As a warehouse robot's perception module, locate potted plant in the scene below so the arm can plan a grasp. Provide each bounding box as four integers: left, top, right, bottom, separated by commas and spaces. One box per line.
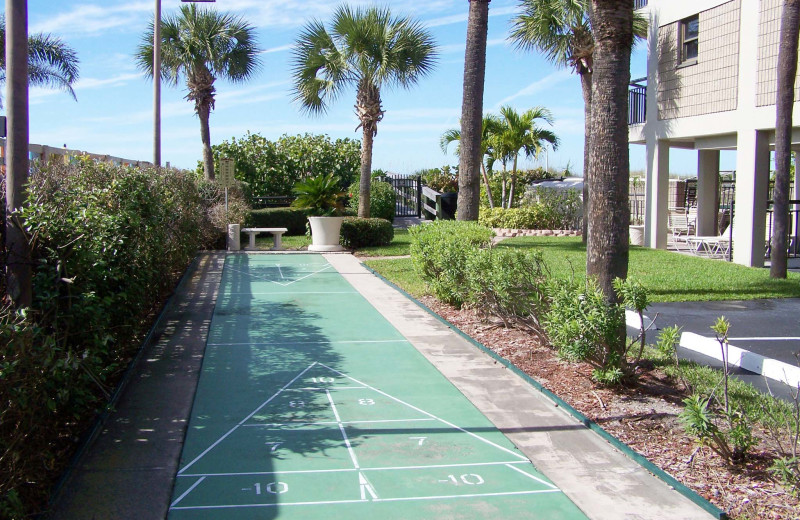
629, 216, 645, 246
291, 173, 347, 251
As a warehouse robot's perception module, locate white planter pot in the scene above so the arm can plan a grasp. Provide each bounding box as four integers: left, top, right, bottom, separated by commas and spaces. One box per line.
629, 224, 645, 246
308, 216, 345, 252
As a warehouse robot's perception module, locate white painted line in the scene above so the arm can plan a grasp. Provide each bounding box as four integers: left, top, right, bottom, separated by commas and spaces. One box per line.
170, 476, 205, 508
504, 463, 558, 490
276, 264, 285, 279
359, 472, 378, 500
728, 337, 800, 341
625, 309, 656, 330
177, 460, 530, 478
224, 264, 333, 287
241, 418, 435, 428
680, 332, 800, 388
178, 363, 318, 474
169, 490, 561, 510
221, 291, 358, 295
372, 489, 560, 503
326, 389, 360, 469
318, 363, 529, 461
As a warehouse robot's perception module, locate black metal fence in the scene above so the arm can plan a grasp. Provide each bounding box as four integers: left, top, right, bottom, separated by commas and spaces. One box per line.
634, 0, 648, 9
251, 195, 294, 209
628, 78, 646, 125
386, 174, 421, 218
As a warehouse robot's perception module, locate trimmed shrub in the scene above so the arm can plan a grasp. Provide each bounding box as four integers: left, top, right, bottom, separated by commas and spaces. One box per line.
347, 180, 396, 222
340, 217, 394, 249
250, 207, 311, 235
409, 221, 493, 306
521, 187, 582, 230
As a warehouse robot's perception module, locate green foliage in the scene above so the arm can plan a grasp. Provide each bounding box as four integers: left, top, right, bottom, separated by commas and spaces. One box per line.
463, 248, 549, 334
770, 457, 800, 496
2, 160, 203, 515
409, 221, 493, 306
357, 229, 412, 257
522, 187, 582, 229
348, 180, 396, 222
291, 173, 346, 216
680, 395, 756, 465
479, 187, 581, 230
340, 217, 394, 249
209, 132, 361, 199
418, 166, 458, 193
249, 207, 311, 235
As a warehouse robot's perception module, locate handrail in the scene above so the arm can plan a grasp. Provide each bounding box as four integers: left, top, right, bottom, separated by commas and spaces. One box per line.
0, 138, 152, 168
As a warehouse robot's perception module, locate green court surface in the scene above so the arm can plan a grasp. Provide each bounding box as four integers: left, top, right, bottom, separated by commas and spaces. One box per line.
168, 254, 588, 519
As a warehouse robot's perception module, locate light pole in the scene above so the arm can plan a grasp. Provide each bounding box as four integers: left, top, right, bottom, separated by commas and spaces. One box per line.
154, 0, 215, 167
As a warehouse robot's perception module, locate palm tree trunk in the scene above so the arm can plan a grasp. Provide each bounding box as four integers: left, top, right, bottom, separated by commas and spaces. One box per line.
358, 125, 373, 218
771, 0, 800, 278
198, 101, 214, 180
481, 162, 494, 208
5, 0, 32, 307
581, 71, 593, 244
457, 0, 491, 221
586, 0, 633, 303
501, 166, 507, 209
508, 155, 518, 208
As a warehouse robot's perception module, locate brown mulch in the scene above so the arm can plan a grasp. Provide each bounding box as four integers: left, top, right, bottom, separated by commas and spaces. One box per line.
419, 296, 800, 520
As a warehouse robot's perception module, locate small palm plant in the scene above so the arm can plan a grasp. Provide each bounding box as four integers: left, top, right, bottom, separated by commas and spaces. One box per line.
291, 174, 346, 216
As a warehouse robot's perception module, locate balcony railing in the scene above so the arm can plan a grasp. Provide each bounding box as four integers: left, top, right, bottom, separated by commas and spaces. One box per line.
628, 78, 646, 125
634, 0, 648, 9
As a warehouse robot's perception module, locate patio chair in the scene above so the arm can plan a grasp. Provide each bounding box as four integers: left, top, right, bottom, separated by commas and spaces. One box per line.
668, 209, 692, 237
685, 224, 731, 258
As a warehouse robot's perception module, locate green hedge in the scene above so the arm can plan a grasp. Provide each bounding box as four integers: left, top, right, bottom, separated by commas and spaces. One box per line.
249, 207, 311, 235
409, 221, 494, 306
2, 160, 204, 517
340, 217, 394, 249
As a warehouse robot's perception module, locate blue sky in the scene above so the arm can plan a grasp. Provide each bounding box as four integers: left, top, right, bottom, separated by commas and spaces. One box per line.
13, 0, 672, 176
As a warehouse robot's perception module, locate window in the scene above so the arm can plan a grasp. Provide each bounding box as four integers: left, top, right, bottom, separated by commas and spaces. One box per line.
679, 15, 699, 65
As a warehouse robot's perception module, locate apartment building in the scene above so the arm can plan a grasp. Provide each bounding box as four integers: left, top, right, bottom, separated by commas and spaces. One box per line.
629, 0, 800, 266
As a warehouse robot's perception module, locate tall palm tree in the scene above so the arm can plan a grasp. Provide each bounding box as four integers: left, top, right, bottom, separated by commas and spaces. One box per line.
441, 114, 502, 209
509, 0, 645, 240
291, 5, 437, 218
586, 0, 633, 304
0, 17, 80, 106
771, 0, 800, 278
457, 0, 491, 221
136, 4, 260, 180
492, 105, 559, 208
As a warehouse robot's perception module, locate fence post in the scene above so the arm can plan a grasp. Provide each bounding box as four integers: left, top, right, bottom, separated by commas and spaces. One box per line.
416, 176, 422, 217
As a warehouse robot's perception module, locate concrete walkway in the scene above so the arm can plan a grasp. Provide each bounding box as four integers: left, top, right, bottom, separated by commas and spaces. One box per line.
47, 252, 716, 519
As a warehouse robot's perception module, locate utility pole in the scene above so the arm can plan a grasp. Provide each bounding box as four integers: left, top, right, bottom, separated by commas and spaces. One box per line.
4, 0, 31, 307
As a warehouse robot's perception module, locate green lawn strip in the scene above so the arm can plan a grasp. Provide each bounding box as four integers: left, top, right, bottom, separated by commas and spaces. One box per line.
255, 234, 311, 250
363, 258, 426, 298
356, 229, 411, 257
497, 236, 800, 302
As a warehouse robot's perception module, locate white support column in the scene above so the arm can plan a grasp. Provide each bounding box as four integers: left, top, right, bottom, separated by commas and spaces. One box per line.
733, 130, 770, 266
696, 150, 720, 236
645, 139, 670, 249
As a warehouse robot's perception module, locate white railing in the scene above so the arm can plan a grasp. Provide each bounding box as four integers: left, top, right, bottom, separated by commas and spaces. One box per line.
0, 138, 152, 168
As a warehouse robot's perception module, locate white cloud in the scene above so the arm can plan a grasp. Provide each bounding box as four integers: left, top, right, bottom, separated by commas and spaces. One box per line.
425, 5, 518, 28
75, 73, 144, 90
30, 3, 152, 37
439, 37, 508, 55
492, 70, 574, 108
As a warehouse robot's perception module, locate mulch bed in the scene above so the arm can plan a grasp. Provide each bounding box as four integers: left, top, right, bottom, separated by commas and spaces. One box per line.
419, 295, 800, 520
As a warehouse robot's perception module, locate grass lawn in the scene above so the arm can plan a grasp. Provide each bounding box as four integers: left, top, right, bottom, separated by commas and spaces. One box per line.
254, 234, 311, 250
356, 229, 411, 257
367, 235, 800, 303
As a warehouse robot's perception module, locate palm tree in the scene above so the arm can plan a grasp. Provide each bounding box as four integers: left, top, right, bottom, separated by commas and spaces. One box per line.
586, 0, 633, 304
509, 0, 645, 240
771, 0, 800, 278
136, 4, 260, 180
441, 114, 502, 208
291, 5, 437, 218
492, 105, 559, 208
457, 0, 491, 221
0, 17, 80, 106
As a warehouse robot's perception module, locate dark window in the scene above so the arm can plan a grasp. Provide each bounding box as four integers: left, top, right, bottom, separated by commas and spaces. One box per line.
679, 15, 699, 65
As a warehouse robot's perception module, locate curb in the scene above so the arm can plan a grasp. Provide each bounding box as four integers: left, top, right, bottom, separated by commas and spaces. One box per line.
361, 263, 727, 520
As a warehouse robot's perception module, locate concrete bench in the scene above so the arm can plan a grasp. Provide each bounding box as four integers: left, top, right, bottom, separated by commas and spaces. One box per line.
241, 227, 288, 250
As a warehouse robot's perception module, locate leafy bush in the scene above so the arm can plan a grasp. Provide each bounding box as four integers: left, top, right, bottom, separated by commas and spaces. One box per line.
418, 165, 458, 193
196, 179, 252, 248
544, 278, 649, 385
409, 221, 493, 306
347, 180, 396, 221
291, 173, 346, 216
463, 248, 549, 336
2, 160, 203, 516
340, 217, 394, 249
522, 187, 582, 230
249, 207, 311, 235
209, 132, 361, 199
479, 188, 581, 230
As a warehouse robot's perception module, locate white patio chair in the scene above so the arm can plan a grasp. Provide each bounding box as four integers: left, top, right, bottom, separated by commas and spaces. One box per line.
685, 224, 731, 258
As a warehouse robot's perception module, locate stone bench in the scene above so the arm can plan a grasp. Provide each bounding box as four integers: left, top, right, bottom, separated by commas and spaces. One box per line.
240, 227, 288, 250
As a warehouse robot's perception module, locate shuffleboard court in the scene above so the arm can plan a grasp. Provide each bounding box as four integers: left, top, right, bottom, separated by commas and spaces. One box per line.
168, 253, 588, 519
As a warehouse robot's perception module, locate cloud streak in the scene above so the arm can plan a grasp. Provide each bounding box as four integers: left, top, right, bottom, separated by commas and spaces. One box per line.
492, 70, 574, 108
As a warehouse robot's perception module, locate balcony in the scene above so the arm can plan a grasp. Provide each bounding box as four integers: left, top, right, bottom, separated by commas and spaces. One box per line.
628, 78, 646, 125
